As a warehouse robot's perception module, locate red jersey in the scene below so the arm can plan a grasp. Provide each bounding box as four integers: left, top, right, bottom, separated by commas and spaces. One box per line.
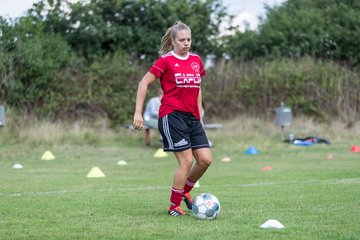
149, 51, 206, 119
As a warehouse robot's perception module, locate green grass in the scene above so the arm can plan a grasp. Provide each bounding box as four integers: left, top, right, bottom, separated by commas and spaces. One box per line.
1, 117, 360, 239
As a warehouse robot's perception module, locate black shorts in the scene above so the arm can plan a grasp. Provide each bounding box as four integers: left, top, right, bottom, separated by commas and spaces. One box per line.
158, 111, 211, 152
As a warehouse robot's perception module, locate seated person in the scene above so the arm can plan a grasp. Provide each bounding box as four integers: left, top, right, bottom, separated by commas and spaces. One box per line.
143, 89, 162, 129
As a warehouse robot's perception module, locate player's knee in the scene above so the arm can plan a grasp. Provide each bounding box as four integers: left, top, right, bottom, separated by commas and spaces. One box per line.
199, 157, 212, 168
180, 159, 193, 171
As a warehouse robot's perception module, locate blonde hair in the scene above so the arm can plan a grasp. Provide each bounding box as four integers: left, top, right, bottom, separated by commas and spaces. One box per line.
159, 21, 191, 55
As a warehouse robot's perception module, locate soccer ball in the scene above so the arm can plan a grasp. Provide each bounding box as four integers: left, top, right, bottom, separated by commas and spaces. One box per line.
192, 193, 221, 220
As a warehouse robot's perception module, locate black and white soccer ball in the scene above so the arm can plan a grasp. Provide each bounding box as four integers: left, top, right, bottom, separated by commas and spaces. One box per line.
192, 193, 221, 220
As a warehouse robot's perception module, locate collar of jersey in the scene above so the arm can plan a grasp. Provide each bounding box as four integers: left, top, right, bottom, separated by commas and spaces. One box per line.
171, 51, 189, 60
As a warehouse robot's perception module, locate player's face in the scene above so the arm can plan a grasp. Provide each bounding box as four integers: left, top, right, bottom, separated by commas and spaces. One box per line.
172, 29, 191, 57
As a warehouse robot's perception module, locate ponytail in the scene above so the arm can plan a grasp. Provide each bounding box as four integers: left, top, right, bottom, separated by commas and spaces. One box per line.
159, 21, 191, 55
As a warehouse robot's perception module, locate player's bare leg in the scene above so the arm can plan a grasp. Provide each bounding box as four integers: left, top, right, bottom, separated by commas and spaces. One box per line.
168, 149, 193, 216
189, 148, 212, 182
181, 147, 212, 209
173, 149, 194, 189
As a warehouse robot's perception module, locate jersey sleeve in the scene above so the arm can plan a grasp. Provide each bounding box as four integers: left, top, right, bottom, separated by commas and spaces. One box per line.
149, 57, 167, 78
199, 57, 206, 77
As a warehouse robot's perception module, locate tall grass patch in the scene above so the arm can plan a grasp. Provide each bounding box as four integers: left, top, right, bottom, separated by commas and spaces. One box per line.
204, 57, 360, 123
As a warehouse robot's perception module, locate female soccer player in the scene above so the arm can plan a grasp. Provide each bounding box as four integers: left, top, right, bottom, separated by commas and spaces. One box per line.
133, 21, 212, 216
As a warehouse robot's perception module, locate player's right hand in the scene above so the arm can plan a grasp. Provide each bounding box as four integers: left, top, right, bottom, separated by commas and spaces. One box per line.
133, 112, 143, 130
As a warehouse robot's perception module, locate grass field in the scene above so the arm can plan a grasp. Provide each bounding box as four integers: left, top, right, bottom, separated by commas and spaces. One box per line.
1, 117, 360, 239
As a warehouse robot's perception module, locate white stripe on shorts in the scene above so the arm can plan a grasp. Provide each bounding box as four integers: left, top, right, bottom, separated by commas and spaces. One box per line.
163, 115, 174, 149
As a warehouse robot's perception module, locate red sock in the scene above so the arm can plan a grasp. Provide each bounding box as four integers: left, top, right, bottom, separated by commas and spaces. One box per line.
169, 187, 184, 210
184, 178, 196, 194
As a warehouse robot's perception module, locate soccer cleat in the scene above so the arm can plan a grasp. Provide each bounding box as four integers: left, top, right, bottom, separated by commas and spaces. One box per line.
182, 192, 194, 210
168, 206, 187, 216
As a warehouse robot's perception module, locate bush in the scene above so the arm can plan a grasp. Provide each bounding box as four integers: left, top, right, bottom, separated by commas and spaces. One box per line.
48, 51, 147, 126
203, 57, 360, 122
3, 33, 73, 117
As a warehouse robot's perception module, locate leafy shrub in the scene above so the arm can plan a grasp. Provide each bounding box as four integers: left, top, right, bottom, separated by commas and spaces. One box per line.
47, 51, 146, 126
203, 57, 360, 122
3, 33, 73, 117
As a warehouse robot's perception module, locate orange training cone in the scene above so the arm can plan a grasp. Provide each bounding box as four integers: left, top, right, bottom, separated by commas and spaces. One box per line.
351, 145, 360, 153
262, 166, 272, 171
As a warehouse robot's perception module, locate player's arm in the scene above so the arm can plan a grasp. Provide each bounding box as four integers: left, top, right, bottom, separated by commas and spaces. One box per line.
133, 72, 158, 130
198, 88, 204, 128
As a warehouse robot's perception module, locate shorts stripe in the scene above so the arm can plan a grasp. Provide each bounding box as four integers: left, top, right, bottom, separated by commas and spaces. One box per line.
163, 115, 174, 149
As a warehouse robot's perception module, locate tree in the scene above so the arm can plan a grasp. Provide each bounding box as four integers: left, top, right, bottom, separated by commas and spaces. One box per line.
28, 0, 230, 62
227, 0, 360, 66
0, 15, 73, 114
1, 0, 233, 121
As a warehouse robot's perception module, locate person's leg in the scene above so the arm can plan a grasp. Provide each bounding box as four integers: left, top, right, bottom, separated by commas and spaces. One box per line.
144, 118, 158, 129
168, 149, 193, 216
185, 116, 212, 190
182, 147, 212, 209
189, 147, 212, 182
182, 114, 213, 208
158, 112, 193, 216
183, 148, 212, 194
173, 149, 194, 189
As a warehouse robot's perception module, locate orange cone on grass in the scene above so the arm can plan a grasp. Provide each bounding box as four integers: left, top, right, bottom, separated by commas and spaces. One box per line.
351, 145, 360, 153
